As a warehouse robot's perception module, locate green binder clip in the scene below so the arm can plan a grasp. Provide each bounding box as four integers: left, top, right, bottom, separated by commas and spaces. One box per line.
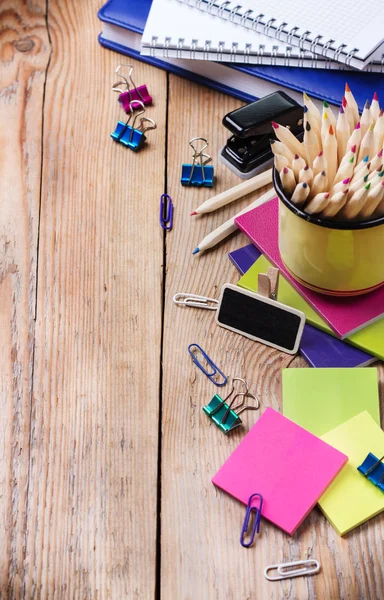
203, 378, 259, 435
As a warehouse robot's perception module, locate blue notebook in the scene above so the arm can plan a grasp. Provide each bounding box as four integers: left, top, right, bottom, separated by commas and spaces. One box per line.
98, 0, 384, 110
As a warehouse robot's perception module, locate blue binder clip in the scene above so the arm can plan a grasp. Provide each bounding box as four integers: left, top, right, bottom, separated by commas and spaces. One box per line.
357, 453, 384, 492
111, 100, 156, 151
181, 137, 214, 187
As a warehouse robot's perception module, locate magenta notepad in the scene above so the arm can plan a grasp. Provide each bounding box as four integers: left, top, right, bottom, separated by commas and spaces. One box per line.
235, 198, 384, 338
212, 408, 347, 535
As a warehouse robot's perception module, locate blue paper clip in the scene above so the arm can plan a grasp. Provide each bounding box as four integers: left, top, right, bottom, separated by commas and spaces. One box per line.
160, 194, 173, 230
187, 343, 227, 387
181, 137, 214, 187
357, 453, 384, 492
240, 493, 263, 548
111, 100, 156, 151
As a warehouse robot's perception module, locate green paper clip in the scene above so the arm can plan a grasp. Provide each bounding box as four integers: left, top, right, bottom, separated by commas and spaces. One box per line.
203, 378, 259, 435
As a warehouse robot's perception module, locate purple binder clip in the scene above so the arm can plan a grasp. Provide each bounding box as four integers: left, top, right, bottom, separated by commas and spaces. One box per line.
160, 194, 174, 231
112, 64, 152, 112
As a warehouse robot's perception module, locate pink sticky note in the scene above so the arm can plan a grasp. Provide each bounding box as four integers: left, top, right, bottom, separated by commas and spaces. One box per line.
235, 198, 384, 339
212, 408, 347, 535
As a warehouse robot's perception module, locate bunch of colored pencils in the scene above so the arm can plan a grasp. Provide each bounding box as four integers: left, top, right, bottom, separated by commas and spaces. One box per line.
272, 85, 384, 221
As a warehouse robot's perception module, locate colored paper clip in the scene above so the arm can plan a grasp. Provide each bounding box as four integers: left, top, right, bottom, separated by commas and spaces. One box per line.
173, 293, 218, 310
264, 560, 321, 581
240, 493, 263, 548
111, 101, 156, 151
187, 343, 227, 387
112, 64, 152, 112
160, 194, 174, 231
203, 377, 259, 434
181, 137, 214, 187
357, 453, 384, 492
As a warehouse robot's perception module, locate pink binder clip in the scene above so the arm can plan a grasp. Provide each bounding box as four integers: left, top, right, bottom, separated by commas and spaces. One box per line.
112, 64, 152, 112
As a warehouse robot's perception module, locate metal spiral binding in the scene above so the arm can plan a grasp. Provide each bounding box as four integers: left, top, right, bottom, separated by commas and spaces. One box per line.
179, 0, 365, 66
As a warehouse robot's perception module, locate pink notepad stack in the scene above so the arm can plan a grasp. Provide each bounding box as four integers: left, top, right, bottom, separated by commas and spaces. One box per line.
235, 198, 384, 338
212, 408, 347, 535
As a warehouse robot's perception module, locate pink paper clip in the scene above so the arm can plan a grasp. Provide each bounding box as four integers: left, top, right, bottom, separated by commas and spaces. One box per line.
112, 64, 152, 112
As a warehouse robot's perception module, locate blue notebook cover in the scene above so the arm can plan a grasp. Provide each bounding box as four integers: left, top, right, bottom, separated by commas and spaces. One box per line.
98, 0, 384, 111
228, 245, 376, 368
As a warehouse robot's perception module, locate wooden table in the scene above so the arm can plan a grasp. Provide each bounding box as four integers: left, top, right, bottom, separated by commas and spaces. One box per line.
1, 1, 383, 598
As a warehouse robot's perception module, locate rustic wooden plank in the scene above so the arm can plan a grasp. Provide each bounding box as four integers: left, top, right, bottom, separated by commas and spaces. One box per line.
22, 2, 166, 597
161, 76, 384, 600
0, 2, 49, 597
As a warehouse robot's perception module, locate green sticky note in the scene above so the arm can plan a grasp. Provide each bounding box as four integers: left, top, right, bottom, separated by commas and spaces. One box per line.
282, 367, 380, 437
319, 411, 384, 536
238, 256, 384, 360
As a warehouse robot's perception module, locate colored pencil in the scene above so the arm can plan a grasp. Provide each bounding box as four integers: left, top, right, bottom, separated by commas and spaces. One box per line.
192, 187, 276, 254
304, 105, 321, 145
336, 106, 351, 163
333, 156, 355, 185
272, 122, 305, 159
360, 100, 372, 138
321, 190, 349, 218
291, 182, 310, 206
270, 139, 295, 162
291, 154, 306, 179
340, 183, 371, 220
373, 110, 384, 155
312, 151, 326, 177
280, 166, 296, 195
310, 170, 327, 198
304, 121, 320, 168
191, 168, 273, 216
358, 123, 375, 162
332, 177, 351, 194
299, 165, 314, 186
346, 122, 361, 154
368, 149, 383, 175
370, 91, 381, 122
323, 125, 337, 185
358, 180, 384, 220
303, 93, 322, 132
342, 96, 355, 132
344, 83, 360, 127
340, 144, 357, 167
274, 154, 290, 172
305, 192, 330, 214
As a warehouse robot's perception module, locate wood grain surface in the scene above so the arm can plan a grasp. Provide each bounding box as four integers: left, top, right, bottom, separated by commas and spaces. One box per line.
0, 1, 383, 599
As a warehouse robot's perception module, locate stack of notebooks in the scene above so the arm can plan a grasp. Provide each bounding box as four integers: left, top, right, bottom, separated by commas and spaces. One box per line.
98, 0, 384, 109
213, 368, 384, 536
226, 196, 384, 368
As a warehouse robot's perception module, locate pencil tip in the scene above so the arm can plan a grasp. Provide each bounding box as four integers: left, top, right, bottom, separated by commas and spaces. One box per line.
323, 100, 329, 107
271, 121, 279, 129
321, 170, 326, 176
192, 247, 200, 255
329, 125, 334, 134
302, 182, 308, 188
339, 105, 344, 114
294, 154, 299, 159
345, 82, 350, 92
324, 193, 330, 198
303, 165, 309, 171
283, 167, 289, 173
343, 178, 350, 184
270, 138, 276, 144
365, 183, 371, 190
380, 109, 384, 117
378, 149, 383, 157
303, 92, 309, 100
363, 155, 369, 162
303, 105, 308, 113
190, 211, 197, 216
364, 174, 369, 181
342, 96, 347, 107
351, 144, 356, 152
369, 123, 374, 132
318, 151, 323, 157
355, 121, 361, 129
349, 156, 355, 163
373, 91, 379, 101
364, 99, 370, 109
305, 121, 311, 131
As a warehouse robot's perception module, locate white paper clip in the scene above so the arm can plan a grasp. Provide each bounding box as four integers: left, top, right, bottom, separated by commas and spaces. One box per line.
264, 559, 321, 581
173, 293, 218, 310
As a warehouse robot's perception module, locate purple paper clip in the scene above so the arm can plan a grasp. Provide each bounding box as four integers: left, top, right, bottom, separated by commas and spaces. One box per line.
240, 493, 263, 548
112, 64, 152, 112
160, 194, 173, 231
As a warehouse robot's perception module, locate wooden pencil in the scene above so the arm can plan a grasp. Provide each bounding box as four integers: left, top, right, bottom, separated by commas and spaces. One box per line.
291, 182, 310, 206
310, 170, 327, 198
373, 110, 384, 155
348, 174, 369, 196
270, 139, 295, 161
303, 92, 322, 131
340, 144, 357, 167
340, 183, 371, 220
344, 83, 360, 127
342, 96, 355, 132
354, 154, 370, 175
368, 149, 383, 174
336, 105, 351, 163
332, 177, 351, 194
323, 100, 336, 130
305, 192, 330, 214
304, 121, 320, 168
304, 105, 321, 145
323, 125, 337, 186
280, 166, 296, 195
274, 154, 290, 172
312, 151, 326, 177
358, 180, 384, 220
371, 91, 381, 122
360, 100, 372, 138
358, 123, 375, 162
333, 156, 355, 185
320, 190, 349, 218
272, 122, 305, 159
346, 122, 361, 154
321, 111, 330, 144
291, 154, 306, 179
299, 165, 314, 186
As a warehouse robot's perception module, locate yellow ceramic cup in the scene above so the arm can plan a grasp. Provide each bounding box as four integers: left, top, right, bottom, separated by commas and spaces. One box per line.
274, 169, 384, 296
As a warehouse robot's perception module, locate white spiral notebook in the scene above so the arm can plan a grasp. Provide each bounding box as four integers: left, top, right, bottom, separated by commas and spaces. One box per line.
175, 0, 384, 70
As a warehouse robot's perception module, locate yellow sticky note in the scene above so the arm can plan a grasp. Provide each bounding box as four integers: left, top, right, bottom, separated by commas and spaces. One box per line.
319, 411, 384, 535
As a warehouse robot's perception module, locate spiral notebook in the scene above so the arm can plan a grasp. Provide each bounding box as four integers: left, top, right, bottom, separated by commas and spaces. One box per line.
141, 0, 384, 70
177, 0, 384, 70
